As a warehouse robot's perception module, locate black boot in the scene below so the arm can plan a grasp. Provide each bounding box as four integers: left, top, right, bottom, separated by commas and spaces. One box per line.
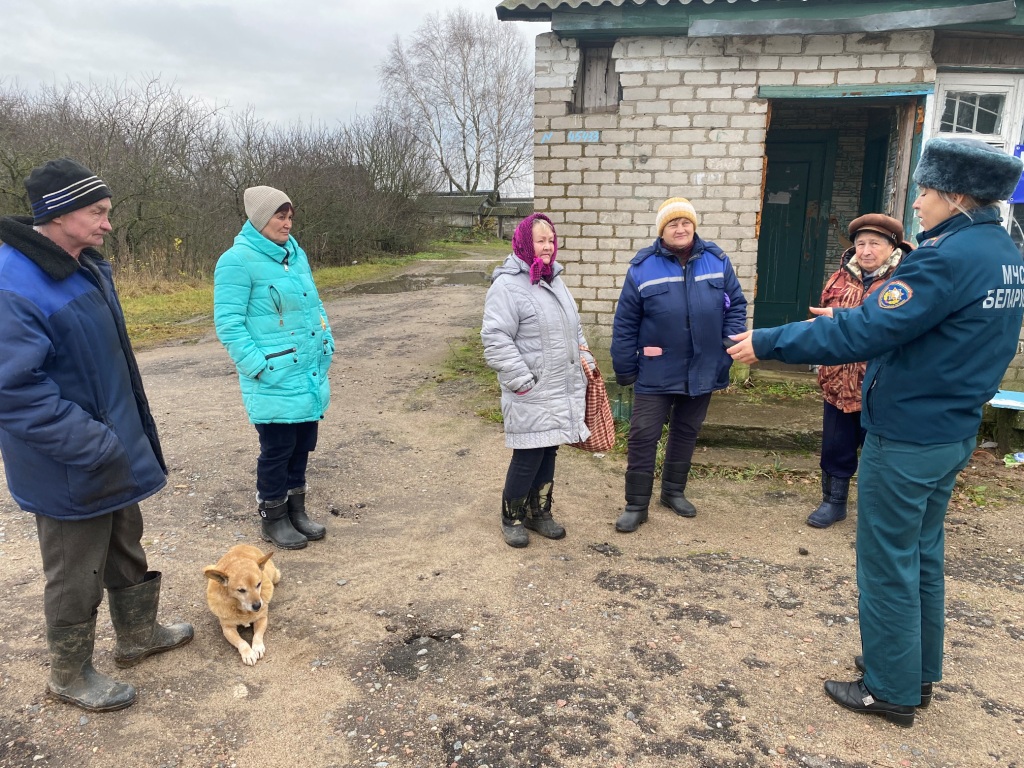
854, 655, 932, 707
807, 472, 849, 528
660, 461, 697, 517
107, 571, 194, 668
47, 618, 136, 712
824, 679, 915, 727
501, 494, 530, 548
616, 471, 654, 533
260, 497, 307, 550
524, 482, 566, 540
287, 487, 326, 541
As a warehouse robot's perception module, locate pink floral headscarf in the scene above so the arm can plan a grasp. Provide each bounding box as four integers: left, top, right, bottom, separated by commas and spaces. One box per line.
512, 213, 557, 285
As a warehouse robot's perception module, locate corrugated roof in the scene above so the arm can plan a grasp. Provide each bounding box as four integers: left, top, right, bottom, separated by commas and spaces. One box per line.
489, 201, 535, 217
422, 194, 493, 215
496, 0, 805, 21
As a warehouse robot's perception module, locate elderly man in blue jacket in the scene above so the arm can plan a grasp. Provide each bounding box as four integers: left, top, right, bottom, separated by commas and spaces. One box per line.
0, 158, 192, 712
728, 138, 1024, 728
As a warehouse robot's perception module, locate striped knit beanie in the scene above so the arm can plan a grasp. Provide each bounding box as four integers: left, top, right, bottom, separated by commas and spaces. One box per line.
656, 197, 699, 238
25, 158, 111, 225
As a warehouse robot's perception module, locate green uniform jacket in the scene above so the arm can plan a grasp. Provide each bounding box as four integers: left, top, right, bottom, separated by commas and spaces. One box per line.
214, 222, 334, 424
753, 207, 1024, 444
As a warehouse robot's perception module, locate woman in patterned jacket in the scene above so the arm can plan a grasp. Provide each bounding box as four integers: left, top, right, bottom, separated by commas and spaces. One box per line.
808, 214, 913, 529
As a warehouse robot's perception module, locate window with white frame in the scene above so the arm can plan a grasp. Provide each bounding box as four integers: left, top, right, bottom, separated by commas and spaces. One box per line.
931, 73, 1024, 150
929, 74, 1024, 248
940, 91, 1005, 134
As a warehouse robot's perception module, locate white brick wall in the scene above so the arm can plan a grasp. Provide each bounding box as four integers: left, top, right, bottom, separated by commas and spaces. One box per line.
532, 30, 937, 333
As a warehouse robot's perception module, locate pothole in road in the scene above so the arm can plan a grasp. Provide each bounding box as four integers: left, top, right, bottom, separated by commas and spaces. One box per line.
347, 271, 489, 294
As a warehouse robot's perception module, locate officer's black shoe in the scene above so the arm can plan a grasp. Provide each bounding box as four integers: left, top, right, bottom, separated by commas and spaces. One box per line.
824, 679, 915, 728
853, 655, 932, 708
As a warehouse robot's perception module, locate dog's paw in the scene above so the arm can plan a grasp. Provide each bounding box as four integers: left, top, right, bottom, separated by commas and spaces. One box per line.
251, 640, 266, 660
239, 643, 259, 666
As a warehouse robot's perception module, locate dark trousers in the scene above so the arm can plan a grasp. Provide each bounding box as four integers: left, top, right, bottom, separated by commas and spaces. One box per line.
36, 504, 149, 627
820, 401, 865, 478
503, 446, 559, 500
255, 421, 319, 502
626, 392, 713, 474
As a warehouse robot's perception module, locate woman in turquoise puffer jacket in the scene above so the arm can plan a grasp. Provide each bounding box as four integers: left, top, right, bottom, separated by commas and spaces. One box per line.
214, 186, 335, 549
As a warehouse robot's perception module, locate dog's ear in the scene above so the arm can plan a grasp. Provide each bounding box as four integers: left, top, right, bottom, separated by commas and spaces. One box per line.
257, 550, 275, 567
203, 566, 230, 586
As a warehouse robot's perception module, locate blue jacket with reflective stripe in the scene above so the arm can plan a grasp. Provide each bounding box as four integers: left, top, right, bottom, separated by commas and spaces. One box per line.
611, 235, 748, 395
752, 207, 1024, 444
0, 216, 167, 520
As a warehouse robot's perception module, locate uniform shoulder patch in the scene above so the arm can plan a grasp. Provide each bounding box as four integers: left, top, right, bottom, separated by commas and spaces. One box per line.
878, 280, 913, 309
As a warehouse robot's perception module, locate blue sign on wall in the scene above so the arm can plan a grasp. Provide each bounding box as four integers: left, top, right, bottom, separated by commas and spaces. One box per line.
1012, 144, 1024, 204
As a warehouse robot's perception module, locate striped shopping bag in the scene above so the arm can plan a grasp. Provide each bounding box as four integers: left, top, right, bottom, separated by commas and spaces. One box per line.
570, 349, 615, 453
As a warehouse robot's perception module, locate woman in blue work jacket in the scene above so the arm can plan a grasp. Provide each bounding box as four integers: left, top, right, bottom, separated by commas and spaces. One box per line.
611, 197, 747, 533
727, 138, 1024, 728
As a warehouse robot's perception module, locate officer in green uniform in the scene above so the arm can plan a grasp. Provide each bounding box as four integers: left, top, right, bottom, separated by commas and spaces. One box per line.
727, 137, 1024, 727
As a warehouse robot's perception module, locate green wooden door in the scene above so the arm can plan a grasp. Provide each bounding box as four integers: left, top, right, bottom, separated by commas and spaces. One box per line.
755, 135, 836, 328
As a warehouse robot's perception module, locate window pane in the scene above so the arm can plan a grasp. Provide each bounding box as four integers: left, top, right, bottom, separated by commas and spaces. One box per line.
940, 91, 1005, 135
977, 94, 1003, 134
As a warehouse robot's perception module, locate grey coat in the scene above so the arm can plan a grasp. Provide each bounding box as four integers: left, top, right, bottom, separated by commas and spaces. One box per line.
481, 254, 591, 449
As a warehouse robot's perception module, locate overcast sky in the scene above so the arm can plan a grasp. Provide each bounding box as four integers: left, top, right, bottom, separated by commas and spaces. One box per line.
4, 0, 549, 126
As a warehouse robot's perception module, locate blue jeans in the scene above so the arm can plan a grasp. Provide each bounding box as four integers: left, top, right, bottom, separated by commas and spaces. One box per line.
254, 421, 319, 502
856, 433, 973, 705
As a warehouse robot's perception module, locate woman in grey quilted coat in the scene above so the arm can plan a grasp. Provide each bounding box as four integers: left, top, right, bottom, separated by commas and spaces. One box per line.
481, 214, 592, 548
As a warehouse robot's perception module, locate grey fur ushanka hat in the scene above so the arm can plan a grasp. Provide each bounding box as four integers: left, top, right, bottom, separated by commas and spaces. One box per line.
913, 137, 1023, 201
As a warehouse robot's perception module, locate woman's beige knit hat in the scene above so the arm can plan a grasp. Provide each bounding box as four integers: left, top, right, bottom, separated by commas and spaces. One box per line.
244, 186, 292, 231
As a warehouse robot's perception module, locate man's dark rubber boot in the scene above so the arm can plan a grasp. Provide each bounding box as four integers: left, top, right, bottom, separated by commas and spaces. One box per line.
807, 472, 849, 528
47, 618, 136, 712
260, 497, 308, 550
616, 471, 654, 533
287, 487, 326, 540
108, 571, 194, 668
501, 494, 530, 548
660, 460, 697, 517
524, 482, 566, 540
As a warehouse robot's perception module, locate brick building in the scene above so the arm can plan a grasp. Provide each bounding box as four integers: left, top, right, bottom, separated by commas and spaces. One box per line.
496, 0, 1024, 382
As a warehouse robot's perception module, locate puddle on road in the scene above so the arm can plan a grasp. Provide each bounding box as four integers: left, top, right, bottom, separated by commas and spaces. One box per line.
347, 271, 489, 295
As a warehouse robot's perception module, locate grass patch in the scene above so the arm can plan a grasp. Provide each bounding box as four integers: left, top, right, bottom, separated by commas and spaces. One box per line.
729, 377, 820, 404
691, 456, 789, 481
119, 285, 214, 348
438, 331, 502, 422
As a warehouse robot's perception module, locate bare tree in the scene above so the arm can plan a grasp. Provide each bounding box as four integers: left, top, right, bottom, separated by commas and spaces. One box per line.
344, 106, 439, 197
380, 9, 533, 196
0, 75, 440, 275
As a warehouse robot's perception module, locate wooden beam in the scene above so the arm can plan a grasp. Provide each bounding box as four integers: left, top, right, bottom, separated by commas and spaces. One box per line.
934, 33, 1024, 68
690, 0, 1017, 37
540, 0, 1024, 39
552, 6, 690, 39
758, 85, 934, 100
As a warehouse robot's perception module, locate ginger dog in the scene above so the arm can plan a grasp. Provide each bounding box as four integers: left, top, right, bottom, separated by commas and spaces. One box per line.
203, 545, 281, 665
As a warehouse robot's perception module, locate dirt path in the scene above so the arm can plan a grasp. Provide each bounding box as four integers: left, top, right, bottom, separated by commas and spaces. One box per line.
1, 262, 1023, 768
